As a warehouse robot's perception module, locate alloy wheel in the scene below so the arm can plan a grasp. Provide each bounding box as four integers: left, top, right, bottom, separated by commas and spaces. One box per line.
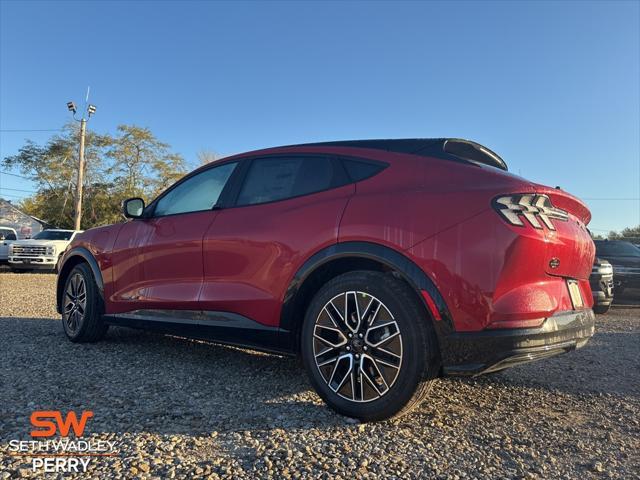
63, 272, 87, 334
312, 291, 403, 402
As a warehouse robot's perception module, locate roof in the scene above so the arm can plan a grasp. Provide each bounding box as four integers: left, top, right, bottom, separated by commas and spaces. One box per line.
287, 138, 508, 171
0, 198, 51, 226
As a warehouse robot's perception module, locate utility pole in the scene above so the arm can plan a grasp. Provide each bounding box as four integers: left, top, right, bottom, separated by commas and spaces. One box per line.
67, 88, 97, 231
74, 118, 86, 231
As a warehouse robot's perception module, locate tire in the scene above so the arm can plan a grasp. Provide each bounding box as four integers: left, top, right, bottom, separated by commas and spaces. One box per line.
301, 270, 440, 421
593, 304, 611, 315
61, 263, 108, 342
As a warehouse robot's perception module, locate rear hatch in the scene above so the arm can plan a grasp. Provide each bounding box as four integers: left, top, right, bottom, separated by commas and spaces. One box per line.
535, 185, 595, 280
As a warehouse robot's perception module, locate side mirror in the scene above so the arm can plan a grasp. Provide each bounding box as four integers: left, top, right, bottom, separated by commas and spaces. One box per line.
122, 197, 145, 219
0, 235, 5, 241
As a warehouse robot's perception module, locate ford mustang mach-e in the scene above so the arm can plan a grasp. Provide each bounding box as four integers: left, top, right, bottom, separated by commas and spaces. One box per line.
57, 139, 596, 420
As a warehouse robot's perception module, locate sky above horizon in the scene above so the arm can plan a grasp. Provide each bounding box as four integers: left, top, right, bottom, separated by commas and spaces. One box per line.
1, 1, 638, 234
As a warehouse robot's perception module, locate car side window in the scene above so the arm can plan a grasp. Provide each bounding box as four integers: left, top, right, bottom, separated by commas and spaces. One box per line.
342, 159, 387, 182
154, 162, 238, 216
6, 232, 16, 240
236, 156, 334, 206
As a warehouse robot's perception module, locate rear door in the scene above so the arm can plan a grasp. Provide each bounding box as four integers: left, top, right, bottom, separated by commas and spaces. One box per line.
200, 155, 355, 327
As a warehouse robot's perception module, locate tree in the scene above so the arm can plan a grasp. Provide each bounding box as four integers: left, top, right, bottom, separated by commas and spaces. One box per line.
608, 225, 640, 243
2, 124, 188, 229
105, 125, 188, 199
197, 149, 220, 166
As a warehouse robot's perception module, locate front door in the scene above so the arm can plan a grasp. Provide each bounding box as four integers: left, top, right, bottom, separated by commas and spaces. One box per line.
112, 161, 239, 313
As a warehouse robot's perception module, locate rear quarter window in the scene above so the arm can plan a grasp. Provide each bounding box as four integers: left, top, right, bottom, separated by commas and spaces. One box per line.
342, 159, 387, 182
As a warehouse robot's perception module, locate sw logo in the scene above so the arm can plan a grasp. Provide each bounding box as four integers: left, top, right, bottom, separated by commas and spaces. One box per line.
28, 410, 94, 473
30, 410, 94, 437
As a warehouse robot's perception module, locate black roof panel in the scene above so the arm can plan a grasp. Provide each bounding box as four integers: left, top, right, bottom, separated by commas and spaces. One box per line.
288, 138, 508, 171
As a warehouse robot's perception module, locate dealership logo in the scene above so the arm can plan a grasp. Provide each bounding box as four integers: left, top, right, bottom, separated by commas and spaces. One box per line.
7, 410, 118, 474
30, 410, 94, 437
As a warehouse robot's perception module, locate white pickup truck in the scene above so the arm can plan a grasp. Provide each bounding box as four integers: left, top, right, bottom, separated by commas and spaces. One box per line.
0, 227, 18, 264
8, 229, 82, 272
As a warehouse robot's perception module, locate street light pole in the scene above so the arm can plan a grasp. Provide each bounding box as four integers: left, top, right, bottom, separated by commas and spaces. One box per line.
74, 117, 87, 231
67, 90, 96, 231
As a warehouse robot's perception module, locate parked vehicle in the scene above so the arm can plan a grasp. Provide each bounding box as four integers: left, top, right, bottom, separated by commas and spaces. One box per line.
9, 229, 81, 271
56, 138, 596, 420
589, 258, 614, 314
0, 226, 18, 264
593, 240, 640, 296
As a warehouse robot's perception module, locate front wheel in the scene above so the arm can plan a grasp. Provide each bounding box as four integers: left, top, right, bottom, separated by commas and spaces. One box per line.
62, 263, 108, 342
301, 271, 440, 421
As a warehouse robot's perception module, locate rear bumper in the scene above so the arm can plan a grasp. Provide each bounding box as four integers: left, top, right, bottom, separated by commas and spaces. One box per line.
590, 273, 614, 306
440, 309, 595, 376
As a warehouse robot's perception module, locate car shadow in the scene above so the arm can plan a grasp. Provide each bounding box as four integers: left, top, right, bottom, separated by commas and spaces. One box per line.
0, 317, 344, 441
1, 314, 637, 441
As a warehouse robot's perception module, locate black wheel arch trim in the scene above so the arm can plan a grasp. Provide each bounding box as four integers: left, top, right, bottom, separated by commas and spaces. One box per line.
56, 247, 104, 314
279, 241, 454, 351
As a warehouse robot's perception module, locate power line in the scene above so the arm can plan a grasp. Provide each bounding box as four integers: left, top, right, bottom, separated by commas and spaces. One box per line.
0, 186, 37, 193
582, 197, 640, 201
0, 192, 27, 199
0, 170, 31, 179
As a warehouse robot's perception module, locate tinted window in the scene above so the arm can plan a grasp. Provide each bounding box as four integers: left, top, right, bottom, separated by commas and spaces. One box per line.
0, 229, 16, 240
237, 157, 334, 206
154, 162, 237, 216
595, 241, 640, 257
33, 231, 74, 241
342, 159, 386, 182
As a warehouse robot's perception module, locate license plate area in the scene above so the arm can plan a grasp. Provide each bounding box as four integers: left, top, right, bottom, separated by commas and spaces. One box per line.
567, 279, 584, 309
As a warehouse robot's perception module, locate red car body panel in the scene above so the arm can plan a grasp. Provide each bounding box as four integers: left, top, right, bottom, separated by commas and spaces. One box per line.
57, 139, 595, 371
200, 183, 355, 327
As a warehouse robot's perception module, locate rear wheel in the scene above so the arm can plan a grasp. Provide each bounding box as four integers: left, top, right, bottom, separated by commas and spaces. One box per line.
301, 271, 439, 421
62, 263, 108, 342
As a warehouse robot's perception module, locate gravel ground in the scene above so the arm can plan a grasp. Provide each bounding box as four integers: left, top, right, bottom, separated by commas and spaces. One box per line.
0, 272, 638, 479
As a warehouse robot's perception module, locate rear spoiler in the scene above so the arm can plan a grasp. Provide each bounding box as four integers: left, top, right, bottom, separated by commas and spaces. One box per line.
536, 186, 592, 225
294, 138, 509, 171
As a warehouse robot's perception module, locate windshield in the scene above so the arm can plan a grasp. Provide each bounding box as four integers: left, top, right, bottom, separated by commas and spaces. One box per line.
595, 241, 640, 257
33, 230, 74, 241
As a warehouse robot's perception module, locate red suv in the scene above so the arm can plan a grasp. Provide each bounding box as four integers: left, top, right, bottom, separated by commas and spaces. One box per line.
56, 139, 596, 420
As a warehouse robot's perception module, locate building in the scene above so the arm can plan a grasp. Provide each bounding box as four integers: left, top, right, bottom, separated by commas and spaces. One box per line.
0, 198, 51, 239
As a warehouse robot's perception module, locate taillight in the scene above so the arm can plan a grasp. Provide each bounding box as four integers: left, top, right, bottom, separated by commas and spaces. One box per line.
493, 194, 568, 230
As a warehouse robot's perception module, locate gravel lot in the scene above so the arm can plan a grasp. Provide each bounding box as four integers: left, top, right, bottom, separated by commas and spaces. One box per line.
1, 272, 638, 479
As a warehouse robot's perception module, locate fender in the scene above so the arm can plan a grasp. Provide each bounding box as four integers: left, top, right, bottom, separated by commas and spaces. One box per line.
279, 241, 454, 351
56, 247, 105, 314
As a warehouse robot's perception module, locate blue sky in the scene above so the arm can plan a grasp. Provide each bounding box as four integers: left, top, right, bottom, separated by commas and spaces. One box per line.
1, 0, 638, 233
